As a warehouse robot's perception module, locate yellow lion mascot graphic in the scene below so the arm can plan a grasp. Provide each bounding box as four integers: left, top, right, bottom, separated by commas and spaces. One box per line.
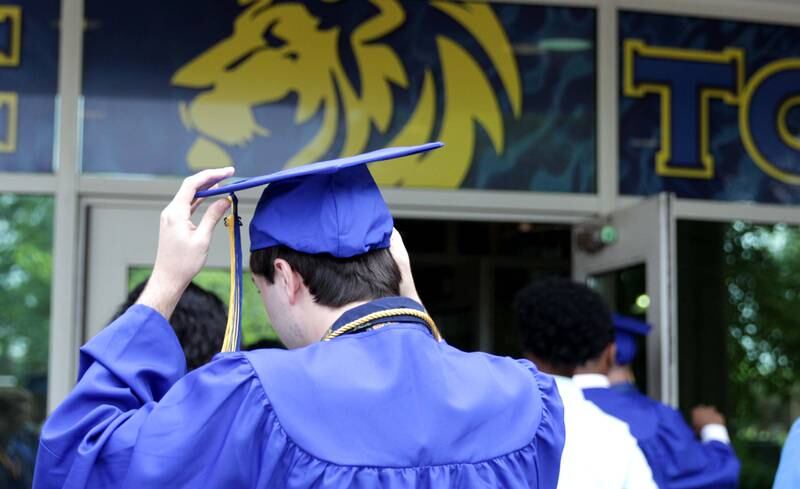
172, 0, 521, 188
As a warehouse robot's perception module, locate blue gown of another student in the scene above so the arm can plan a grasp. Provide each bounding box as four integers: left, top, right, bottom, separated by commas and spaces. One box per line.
581, 383, 739, 489
33, 297, 565, 488
773, 418, 800, 489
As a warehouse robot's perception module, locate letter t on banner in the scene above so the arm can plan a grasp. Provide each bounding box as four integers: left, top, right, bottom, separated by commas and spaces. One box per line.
0, 6, 20, 153
623, 39, 743, 179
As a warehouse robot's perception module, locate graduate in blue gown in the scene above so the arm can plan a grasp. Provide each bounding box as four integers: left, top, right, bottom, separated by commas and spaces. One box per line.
575, 315, 740, 489
33, 145, 566, 488
773, 417, 800, 489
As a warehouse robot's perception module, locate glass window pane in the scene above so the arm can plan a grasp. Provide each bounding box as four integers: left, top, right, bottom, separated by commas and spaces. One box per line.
0, 193, 53, 488
0, 1, 60, 173
81, 1, 596, 193
678, 220, 800, 489
588, 264, 649, 394
0, 194, 53, 418
620, 11, 800, 205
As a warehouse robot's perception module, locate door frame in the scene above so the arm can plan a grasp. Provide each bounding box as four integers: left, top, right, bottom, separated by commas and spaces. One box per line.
572, 193, 678, 405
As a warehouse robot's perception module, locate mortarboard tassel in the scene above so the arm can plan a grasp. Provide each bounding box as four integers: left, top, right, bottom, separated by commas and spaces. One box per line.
221, 194, 243, 352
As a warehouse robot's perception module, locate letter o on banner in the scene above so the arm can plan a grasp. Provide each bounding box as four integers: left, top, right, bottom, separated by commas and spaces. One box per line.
740, 59, 800, 184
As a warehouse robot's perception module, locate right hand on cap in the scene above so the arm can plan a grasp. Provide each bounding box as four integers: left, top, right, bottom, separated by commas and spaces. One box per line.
138, 167, 234, 319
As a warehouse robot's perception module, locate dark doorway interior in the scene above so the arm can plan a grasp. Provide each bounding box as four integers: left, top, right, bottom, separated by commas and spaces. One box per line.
395, 219, 572, 356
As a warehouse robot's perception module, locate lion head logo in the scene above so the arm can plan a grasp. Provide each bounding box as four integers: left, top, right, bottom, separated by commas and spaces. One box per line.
172, 0, 521, 188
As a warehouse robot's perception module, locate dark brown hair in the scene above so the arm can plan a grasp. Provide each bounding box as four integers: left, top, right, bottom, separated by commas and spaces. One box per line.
250, 246, 401, 307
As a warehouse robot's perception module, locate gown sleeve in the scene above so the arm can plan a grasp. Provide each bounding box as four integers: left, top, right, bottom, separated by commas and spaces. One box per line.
33, 304, 272, 489
655, 405, 740, 489
519, 360, 566, 489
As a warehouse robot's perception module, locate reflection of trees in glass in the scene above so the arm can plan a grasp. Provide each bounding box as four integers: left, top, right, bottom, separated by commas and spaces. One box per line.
0, 194, 53, 422
128, 267, 277, 347
724, 222, 800, 488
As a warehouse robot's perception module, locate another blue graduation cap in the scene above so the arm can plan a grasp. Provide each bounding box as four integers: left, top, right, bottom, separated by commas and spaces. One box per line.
195, 142, 444, 351
613, 314, 652, 365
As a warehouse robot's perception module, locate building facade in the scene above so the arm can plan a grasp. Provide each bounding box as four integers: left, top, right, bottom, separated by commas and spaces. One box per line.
1, 0, 800, 486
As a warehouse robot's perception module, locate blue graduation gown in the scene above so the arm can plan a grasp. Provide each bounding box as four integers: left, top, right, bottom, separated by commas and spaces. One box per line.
34, 298, 565, 488
583, 383, 739, 489
773, 418, 800, 489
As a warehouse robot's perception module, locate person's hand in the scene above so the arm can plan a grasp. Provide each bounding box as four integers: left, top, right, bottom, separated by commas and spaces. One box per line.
692, 405, 726, 432
389, 228, 422, 305
138, 167, 235, 319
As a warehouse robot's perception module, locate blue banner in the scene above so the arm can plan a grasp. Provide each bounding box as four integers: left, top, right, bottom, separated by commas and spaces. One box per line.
620, 11, 800, 204
0, 1, 59, 173
82, 0, 596, 192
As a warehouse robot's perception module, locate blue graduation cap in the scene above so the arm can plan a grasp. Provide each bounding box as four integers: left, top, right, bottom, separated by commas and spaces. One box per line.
195, 142, 444, 352
613, 314, 652, 365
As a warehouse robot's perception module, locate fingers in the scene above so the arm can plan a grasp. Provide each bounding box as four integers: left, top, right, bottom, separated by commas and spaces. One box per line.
190, 197, 205, 216
190, 182, 223, 216
173, 167, 235, 210
197, 198, 232, 239
691, 405, 725, 429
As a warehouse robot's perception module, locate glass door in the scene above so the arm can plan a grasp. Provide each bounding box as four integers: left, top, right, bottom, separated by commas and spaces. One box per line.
572, 193, 677, 404
83, 200, 275, 346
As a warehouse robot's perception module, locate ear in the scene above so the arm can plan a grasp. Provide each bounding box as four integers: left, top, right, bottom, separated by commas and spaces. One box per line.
273, 258, 303, 305
603, 342, 618, 370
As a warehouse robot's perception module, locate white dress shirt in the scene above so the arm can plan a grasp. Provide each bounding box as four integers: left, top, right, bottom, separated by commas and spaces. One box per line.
554, 376, 657, 489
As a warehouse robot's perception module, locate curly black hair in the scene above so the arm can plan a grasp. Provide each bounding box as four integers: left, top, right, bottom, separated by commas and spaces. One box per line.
115, 280, 227, 371
514, 278, 614, 369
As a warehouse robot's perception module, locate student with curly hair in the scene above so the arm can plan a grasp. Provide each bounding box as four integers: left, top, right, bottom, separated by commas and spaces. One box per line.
515, 278, 657, 489
115, 280, 227, 371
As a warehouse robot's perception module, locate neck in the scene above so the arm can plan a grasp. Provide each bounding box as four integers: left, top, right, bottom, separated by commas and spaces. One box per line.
574, 364, 606, 376
574, 355, 612, 376
306, 300, 370, 341
606, 365, 635, 384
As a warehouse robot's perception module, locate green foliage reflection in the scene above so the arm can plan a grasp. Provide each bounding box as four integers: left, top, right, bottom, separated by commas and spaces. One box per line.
128, 267, 278, 347
725, 222, 800, 488
0, 194, 53, 422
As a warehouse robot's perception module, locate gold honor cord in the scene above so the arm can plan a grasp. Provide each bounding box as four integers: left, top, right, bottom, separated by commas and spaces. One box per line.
322, 308, 443, 342
221, 195, 241, 353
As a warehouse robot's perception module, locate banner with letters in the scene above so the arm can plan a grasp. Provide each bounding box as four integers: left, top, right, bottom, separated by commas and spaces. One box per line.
620, 11, 800, 204
0, 0, 58, 173
80, 0, 597, 193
